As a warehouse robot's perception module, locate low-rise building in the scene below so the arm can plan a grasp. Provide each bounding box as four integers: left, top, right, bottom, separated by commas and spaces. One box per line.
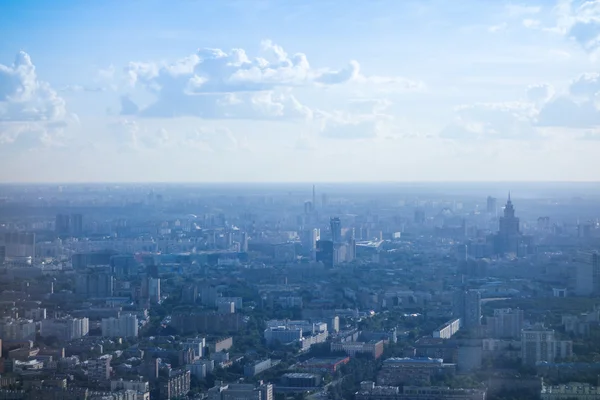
377, 357, 455, 386
331, 340, 384, 359
244, 359, 273, 377
433, 319, 461, 339
541, 382, 600, 400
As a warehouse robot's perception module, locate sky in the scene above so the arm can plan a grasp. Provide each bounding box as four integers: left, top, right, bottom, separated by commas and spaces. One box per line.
1, 0, 600, 183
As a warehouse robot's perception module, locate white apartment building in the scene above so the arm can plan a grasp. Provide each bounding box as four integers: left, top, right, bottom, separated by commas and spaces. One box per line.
41, 317, 89, 341
0, 318, 36, 341
102, 314, 138, 338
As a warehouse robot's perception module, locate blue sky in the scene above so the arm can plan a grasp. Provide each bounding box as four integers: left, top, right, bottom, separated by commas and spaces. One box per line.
0, 0, 599, 182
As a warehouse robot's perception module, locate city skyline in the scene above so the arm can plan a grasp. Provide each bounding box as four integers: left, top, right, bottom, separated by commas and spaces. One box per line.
1, 0, 600, 182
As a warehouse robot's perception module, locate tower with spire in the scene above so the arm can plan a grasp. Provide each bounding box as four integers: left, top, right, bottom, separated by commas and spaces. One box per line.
490, 192, 522, 255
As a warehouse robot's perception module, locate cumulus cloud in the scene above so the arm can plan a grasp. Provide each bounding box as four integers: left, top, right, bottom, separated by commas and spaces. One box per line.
123, 40, 419, 119
0, 52, 71, 149
0, 51, 67, 121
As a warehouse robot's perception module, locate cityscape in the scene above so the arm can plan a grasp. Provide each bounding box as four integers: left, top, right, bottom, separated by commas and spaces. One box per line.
2, 0, 600, 399
0, 183, 598, 400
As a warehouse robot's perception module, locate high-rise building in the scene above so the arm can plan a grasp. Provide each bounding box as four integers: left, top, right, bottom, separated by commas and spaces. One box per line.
330, 217, 342, 243
148, 277, 161, 304
486, 196, 497, 215
316, 240, 334, 267
488, 194, 530, 256
453, 290, 481, 330
301, 229, 320, 252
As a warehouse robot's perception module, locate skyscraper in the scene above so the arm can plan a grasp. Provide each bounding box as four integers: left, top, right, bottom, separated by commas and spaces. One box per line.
491, 193, 522, 255
330, 217, 342, 243
453, 289, 481, 330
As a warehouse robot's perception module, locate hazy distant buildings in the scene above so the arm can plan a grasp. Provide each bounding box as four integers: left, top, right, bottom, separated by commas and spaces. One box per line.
2, 232, 35, 260
76, 273, 114, 298
414, 209, 425, 224
574, 251, 600, 296
486, 196, 497, 215
56, 213, 84, 236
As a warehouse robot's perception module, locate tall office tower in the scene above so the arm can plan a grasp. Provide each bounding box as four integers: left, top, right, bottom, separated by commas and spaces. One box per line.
55, 214, 71, 235
316, 240, 334, 267
301, 228, 320, 252
486, 196, 497, 215
240, 232, 248, 252
3, 232, 35, 259
312, 185, 316, 210
322, 193, 328, 208
453, 289, 481, 330
70, 214, 83, 236
148, 277, 161, 304
330, 217, 342, 243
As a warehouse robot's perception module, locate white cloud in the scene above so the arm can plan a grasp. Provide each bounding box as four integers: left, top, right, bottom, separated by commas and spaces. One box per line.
0, 52, 67, 122
122, 40, 419, 119
0, 52, 72, 149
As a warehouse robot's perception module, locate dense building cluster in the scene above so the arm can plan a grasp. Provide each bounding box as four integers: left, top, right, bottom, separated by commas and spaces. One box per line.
0, 183, 598, 399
